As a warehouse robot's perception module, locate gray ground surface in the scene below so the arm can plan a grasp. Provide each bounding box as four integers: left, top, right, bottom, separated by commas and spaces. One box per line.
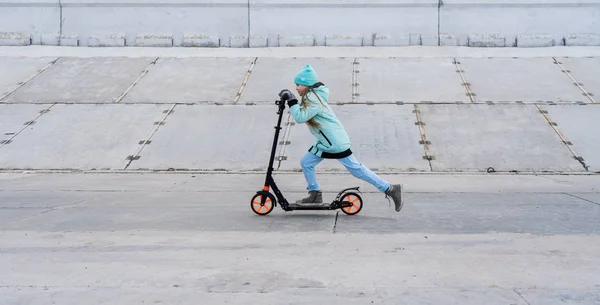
1, 46, 600, 304
1, 173, 599, 304
356, 57, 469, 103
1, 47, 599, 173
0, 102, 598, 173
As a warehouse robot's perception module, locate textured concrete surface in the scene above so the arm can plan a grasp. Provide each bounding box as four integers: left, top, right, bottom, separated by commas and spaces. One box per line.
4, 45, 600, 58
0, 104, 166, 170
121, 57, 254, 103
440, 0, 600, 47
557, 57, 600, 102
419, 104, 585, 172
459, 58, 587, 102
3, 0, 600, 47
544, 105, 600, 171
0, 57, 55, 99
0, 103, 48, 144
249, 0, 438, 47
0, 173, 599, 304
1, 47, 600, 174
4, 57, 154, 103
127, 105, 276, 171
0, 0, 60, 45
60, 0, 248, 47
356, 58, 468, 103
1, 45, 600, 303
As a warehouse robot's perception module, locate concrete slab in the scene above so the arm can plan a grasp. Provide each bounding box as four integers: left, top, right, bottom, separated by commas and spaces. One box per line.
0, 104, 49, 144
440, 0, 600, 49
335, 192, 600, 235
60, 1, 248, 48
0, 190, 98, 227
356, 58, 468, 103
0, 209, 51, 226
0, 286, 535, 305
0, 57, 56, 100
122, 57, 252, 103
5, 57, 155, 103
544, 105, 600, 171
239, 58, 353, 103
3, 189, 600, 236
557, 57, 600, 102
419, 104, 584, 172
0, 191, 336, 232
459, 58, 586, 103
4, 45, 600, 59
250, 0, 438, 47
0, 191, 96, 209
0, 0, 60, 45
515, 289, 600, 305
0, 104, 165, 170
1, 173, 600, 304
128, 104, 275, 171
567, 193, 600, 206
2, 173, 599, 195
279, 104, 431, 172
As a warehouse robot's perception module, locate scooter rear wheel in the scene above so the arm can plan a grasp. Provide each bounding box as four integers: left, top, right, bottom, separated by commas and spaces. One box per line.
341, 192, 363, 215
251, 192, 275, 215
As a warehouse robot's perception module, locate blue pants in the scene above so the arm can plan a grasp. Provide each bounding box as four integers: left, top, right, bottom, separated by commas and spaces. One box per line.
301, 152, 391, 192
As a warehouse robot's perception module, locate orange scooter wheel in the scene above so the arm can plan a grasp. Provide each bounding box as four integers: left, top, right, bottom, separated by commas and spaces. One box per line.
251, 192, 275, 215
341, 192, 363, 215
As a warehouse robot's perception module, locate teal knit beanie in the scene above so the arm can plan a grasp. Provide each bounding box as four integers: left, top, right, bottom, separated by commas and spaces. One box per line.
294, 64, 319, 86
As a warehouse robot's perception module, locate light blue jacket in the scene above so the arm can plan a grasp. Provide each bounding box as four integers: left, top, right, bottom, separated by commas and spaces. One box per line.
289, 84, 352, 159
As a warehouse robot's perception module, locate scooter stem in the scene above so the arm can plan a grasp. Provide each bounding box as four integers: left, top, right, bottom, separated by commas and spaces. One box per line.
264, 99, 286, 187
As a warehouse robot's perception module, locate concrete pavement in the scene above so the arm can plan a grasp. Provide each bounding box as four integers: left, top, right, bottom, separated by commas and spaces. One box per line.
1, 45, 600, 304
1, 173, 600, 304
1, 46, 600, 173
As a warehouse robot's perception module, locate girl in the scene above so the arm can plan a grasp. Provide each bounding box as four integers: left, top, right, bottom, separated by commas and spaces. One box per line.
278, 64, 404, 212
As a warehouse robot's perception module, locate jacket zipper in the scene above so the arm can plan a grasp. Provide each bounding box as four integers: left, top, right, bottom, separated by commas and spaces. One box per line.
319, 130, 332, 146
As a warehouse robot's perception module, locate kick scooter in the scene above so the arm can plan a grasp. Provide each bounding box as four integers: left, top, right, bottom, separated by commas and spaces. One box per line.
250, 97, 363, 216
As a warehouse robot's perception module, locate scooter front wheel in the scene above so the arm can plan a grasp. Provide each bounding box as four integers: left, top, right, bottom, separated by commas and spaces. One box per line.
341, 192, 363, 215
251, 192, 275, 215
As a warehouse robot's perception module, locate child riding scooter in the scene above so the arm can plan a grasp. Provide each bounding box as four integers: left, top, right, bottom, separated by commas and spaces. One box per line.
278, 64, 404, 212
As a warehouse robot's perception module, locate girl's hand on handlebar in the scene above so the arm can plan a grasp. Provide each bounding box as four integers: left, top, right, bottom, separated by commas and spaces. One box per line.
278, 89, 298, 107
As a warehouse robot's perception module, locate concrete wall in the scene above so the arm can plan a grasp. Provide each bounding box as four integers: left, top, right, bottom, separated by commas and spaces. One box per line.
440, 0, 600, 47
0, 0, 599, 47
249, 0, 438, 47
61, 0, 248, 47
0, 0, 60, 45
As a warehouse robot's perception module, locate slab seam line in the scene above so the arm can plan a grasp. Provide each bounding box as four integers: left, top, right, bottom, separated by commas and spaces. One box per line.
115, 57, 159, 103
123, 103, 176, 169
0, 103, 56, 149
276, 109, 294, 170
332, 211, 339, 233
352, 58, 358, 103
413, 104, 434, 171
453, 57, 475, 103
563, 193, 600, 207
535, 104, 589, 171
552, 57, 596, 103
513, 288, 531, 305
233, 57, 257, 104
0, 57, 60, 102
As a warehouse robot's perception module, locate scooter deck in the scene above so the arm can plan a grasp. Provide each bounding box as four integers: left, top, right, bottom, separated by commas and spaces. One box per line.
285, 203, 336, 210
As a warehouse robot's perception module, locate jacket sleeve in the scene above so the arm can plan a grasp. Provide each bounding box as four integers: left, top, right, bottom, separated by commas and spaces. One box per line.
289, 101, 323, 123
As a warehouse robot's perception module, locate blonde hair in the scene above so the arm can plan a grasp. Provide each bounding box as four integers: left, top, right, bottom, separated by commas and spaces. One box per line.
300, 87, 325, 129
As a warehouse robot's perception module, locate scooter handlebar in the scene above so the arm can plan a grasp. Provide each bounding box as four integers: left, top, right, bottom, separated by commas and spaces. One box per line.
275, 98, 286, 114
275, 98, 286, 108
